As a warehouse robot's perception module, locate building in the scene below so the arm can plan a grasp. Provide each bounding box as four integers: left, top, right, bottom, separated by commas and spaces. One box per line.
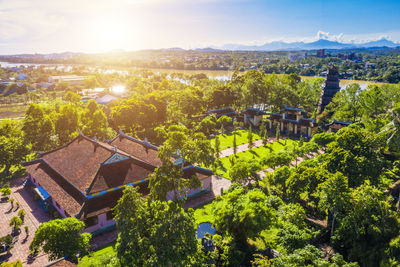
95, 94, 118, 105
242, 107, 268, 127
269, 106, 317, 137
318, 66, 341, 113
326, 120, 352, 133
316, 49, 325, 58
48, 75, 86, 86
23, 130, 214, 233
206, 107, 237, 118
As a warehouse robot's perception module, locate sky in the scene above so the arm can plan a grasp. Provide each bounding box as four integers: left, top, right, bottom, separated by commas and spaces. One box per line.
0, 0, 400, 54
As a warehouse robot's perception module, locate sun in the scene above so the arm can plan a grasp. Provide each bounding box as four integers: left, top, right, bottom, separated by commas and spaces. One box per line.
89, 16, 132, 52
111, 85, 126, 94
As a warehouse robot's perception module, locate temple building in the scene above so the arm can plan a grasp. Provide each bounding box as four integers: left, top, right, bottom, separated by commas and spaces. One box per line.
23, 131, 214, 233
242, 107, 268, 127
318, 66, 341, 113
326, 120, 352, 133
269, 106, 317, 137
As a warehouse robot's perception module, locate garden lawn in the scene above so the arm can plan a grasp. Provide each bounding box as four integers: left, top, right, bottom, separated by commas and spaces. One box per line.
215, 139, 298, 179
211, 130, 262, 151
78, 242, 116, 267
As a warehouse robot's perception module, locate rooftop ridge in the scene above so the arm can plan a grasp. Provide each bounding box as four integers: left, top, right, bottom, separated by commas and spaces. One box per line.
117, 131, 159, 151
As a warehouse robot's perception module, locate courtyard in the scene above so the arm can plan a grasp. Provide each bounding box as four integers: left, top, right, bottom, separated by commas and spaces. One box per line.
0, 178, 51, 266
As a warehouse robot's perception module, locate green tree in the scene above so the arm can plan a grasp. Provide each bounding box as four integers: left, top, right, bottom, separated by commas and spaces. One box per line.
248, 125, 254, 149
310, 132, 335, 149
233, 131, 238, 154
23, 104, 55, 151
332, 182, 400, 266
114, 186, 198, 267
81, 100, 110, 140
29, 217, 91, 261
317, 172, 352, 236
0, 260, 23, 267
150, 125, 213, 201
229, 159, 261, 185
9, 216, 22, 232
380, 104, 400, 153
63, 91, 81, 103
276, 123, 280, 141
212, 188, 275, 251
55, 104, 79, 144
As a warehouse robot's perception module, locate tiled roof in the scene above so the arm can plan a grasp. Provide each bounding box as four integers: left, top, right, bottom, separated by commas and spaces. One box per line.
242, 107, 268, 116
88, 159, 154, 194
41, 136, 116, 193
24, 160, 85, 216
110, 134, 162, 167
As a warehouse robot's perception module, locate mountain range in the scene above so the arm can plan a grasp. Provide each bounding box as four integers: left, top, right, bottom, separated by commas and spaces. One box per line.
209, 38, 400, 51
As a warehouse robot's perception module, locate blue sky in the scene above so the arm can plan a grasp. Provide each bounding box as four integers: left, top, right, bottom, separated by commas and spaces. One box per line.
0, 0, 399, 53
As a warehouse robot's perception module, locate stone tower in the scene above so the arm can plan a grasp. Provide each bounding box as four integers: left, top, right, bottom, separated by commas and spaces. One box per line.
318, 66, 341, 113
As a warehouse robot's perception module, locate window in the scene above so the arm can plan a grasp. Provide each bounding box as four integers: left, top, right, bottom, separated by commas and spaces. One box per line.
106, 210, 114, 221
84, 216, 98, 227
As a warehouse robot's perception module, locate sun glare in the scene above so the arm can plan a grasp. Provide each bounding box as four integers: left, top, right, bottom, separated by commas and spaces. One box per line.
111, 85, 126, 94
89, 16, 132, 52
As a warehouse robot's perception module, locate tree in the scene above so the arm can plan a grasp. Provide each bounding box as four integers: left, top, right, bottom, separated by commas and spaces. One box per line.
380, 104, 400, 153
9, 216, 22, 233
23, 104, 55, 151
310, 132, 335, 149
18, 209, 26, 222
63, 91, 81, 103
212, 188, 275, 251
150, 125, 213, 201
233, 131, 238, 155
262, 150, 293, 170
317, 172, 352, 236
324, 127, 385, 187
229, 159, 261, 185
29, 217, 91, 261
0, 185, 11, 196
267, 245, 358, 267
81, 100, 110, 140
247, 125, 254, 149
331, 84, 362, 122
114, 186, 198, 266
276, 123, 280, 141
0, 260, 23, 267
55, 104, 79, 144
332, 182, 400, 266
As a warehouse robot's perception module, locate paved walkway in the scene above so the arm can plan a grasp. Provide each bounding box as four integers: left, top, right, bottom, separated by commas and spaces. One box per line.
219, 137, 280, 158
0, 178, 51, 266
184, 176, 232, 209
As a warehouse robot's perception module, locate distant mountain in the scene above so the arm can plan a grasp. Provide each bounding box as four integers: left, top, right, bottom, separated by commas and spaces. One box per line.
214, 38, 399, 51
193, 47, 223, 52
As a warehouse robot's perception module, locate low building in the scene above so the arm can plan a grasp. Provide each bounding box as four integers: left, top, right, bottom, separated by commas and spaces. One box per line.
206, 107, 237, 119
23, 130, 214, 233
48, 75, 86, 86
242, 107, 268, 127
269, 106, 317, 137
326, 120, 352, 133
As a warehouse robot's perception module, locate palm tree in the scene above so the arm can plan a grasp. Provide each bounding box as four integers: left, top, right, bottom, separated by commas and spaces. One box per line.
380, 105, 400, 154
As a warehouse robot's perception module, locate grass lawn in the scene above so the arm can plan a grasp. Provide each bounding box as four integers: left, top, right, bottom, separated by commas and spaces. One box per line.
0, 104, 26, 119
211, 130, 262, 151
215, 139, 298, 179
78, 242, 117, 267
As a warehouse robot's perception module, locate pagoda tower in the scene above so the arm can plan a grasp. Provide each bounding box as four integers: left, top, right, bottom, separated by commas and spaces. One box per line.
318, 66, 341, 113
